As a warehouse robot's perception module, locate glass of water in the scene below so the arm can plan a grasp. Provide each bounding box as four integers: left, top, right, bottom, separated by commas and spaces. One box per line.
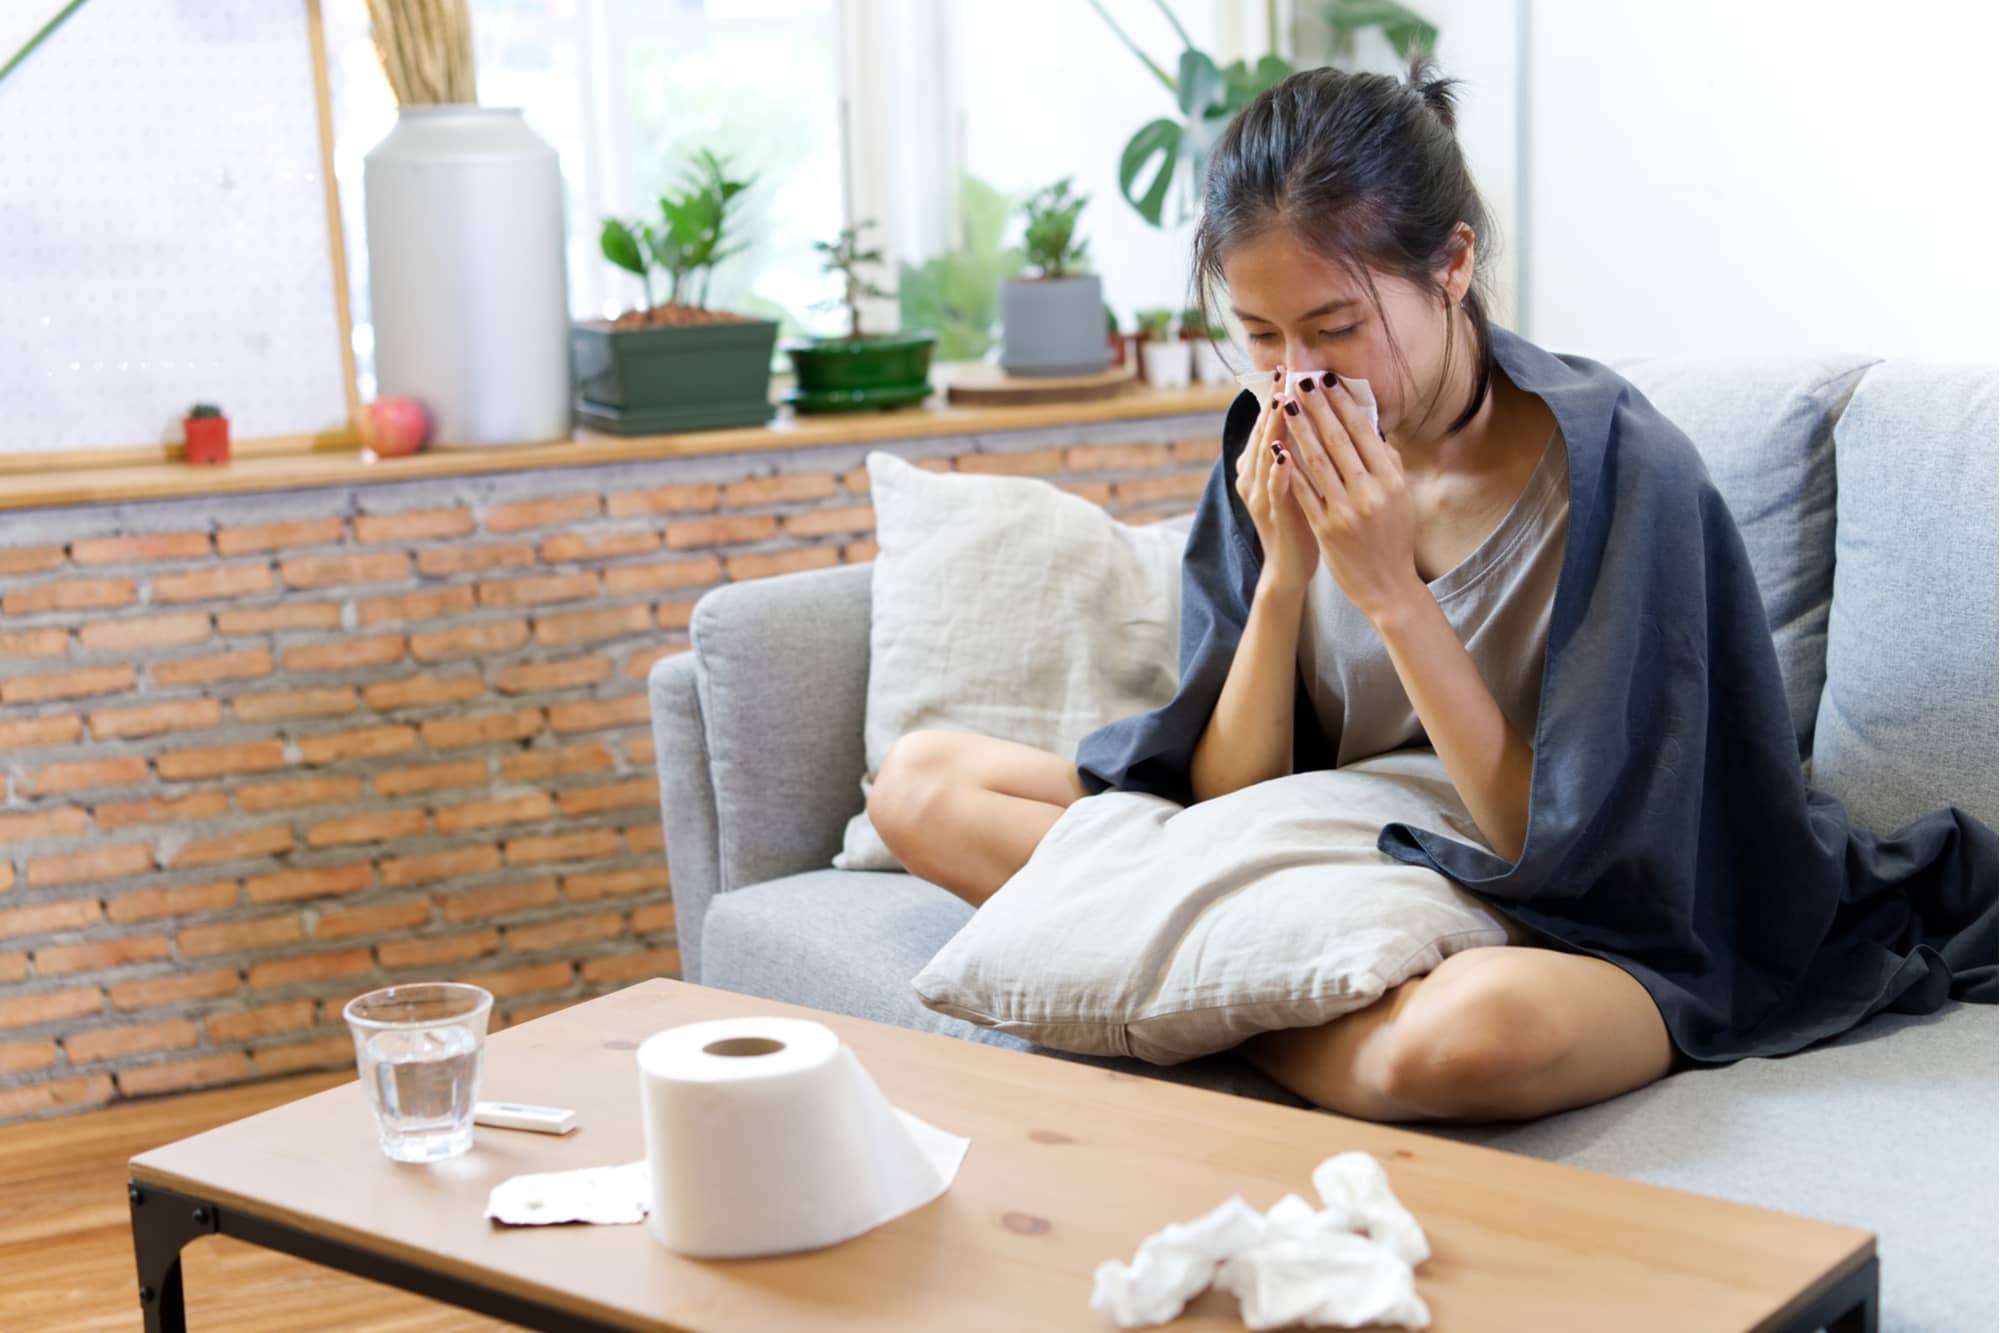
343, 982, 493, 1163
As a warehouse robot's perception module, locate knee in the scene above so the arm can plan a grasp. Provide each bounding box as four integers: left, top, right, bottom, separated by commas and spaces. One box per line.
1374, 972, 1574, 1119
868, 731, 962, 846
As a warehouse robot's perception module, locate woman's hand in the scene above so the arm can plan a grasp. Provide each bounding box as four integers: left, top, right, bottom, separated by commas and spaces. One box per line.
1235, 369, 1321, 597
1280, 371, 1424, 622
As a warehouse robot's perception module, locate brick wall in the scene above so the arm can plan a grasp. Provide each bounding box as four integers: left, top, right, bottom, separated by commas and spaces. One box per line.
0, 417, 1218, 1122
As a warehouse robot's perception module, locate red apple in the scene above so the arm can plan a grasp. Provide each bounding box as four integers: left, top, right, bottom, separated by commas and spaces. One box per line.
360, 397, 430, 457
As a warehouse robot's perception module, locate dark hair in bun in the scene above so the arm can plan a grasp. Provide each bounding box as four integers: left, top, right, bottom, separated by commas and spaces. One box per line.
1189, 50, 1498, 435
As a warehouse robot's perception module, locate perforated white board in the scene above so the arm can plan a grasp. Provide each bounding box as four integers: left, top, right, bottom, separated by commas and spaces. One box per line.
0, 1, 350, 454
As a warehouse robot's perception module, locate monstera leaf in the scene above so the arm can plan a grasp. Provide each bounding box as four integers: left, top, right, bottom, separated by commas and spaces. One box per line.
1117, 49, 1290, 229
1095, 0, 1437, 230
1106, 25, 1293, 230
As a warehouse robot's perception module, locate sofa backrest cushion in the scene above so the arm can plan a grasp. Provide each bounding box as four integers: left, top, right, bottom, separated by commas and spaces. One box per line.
1611, 354, 1874, 759
1809, 360, 1999, 833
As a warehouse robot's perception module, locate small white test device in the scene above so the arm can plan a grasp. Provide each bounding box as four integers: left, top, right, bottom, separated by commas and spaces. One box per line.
474, 1101, 578, 1134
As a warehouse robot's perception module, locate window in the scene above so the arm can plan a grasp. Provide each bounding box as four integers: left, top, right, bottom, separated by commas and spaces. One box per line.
942, 1, 1234, 338
323, 0, 841, 396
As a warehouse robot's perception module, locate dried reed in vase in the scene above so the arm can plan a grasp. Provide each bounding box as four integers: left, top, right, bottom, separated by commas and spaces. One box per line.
364, 0, 476, 106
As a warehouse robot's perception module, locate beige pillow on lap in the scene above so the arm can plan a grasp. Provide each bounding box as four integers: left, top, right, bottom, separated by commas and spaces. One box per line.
833, 450, 1193, 871
909, 748, 1527, 1063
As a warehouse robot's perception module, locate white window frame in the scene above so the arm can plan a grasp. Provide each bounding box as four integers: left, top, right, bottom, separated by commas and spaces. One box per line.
832, 0, 957, 337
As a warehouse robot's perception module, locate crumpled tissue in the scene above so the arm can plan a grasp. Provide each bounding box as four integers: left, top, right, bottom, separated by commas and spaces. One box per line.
1091, 1151, 1430, 1330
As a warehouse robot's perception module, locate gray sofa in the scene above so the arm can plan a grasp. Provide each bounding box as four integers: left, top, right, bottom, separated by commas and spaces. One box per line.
648, 353, 1998, 1331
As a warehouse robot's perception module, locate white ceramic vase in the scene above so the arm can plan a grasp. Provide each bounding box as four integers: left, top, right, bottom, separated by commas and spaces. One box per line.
362, 106, 571, 447
1139, 339, 1193, 389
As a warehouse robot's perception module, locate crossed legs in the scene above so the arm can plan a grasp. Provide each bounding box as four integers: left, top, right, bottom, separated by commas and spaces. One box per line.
868, 729, 1089, 909
1237, 945, 1676, 1122
869, 729, 1677, 1122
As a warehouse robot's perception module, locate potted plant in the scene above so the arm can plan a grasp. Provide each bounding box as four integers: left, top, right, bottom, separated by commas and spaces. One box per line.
783, 220, 935, 414
1180, 308, 1233, 385
1192, 322, 1233, 385
571, 148, 779, 435
1106, 302, 1127, 370
1135, 309, 1191, 388
183, 402, 229, 465
998, 177, 1113, 378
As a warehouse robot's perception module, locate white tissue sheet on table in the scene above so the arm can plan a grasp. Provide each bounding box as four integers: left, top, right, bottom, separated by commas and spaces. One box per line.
484, 1106, 969, 1229
1091, 1151, 1431, 1330
486, 1160, 651, 1226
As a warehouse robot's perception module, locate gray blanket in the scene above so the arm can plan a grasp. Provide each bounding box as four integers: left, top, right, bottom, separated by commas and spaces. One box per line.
1075, 325, 1997, 1063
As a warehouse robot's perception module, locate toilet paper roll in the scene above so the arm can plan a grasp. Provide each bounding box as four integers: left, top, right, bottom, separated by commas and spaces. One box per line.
1235, 370, 1380, 434
636, 1016, 970, 1258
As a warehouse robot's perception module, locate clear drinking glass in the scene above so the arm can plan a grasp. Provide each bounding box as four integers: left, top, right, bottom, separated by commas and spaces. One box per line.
343, 982, 493, 1163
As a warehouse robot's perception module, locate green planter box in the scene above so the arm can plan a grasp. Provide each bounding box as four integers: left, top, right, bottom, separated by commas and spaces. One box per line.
572, 318, 779, 435
784, 333, 936, 414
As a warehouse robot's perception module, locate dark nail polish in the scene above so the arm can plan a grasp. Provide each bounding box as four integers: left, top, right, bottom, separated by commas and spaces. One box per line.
1284, 400, 1300, 416
1271, 442, 1282, 458
1300, 377, 1317, 393
1272, 368, 1283, 383
1321, 372, 1338, 390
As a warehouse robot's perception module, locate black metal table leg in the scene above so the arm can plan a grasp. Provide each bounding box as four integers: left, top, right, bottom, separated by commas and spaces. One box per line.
125, 1177, 622, 1331
1768, 1254, 1879, 1333
129, 1181, 218, 1333
1824, 1257, 1880, 1333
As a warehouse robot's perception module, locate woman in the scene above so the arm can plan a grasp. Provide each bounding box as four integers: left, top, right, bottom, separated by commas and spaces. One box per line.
867, 58, 1996, 1125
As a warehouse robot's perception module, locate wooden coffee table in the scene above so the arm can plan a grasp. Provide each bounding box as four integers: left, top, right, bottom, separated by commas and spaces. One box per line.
128, 978, 1877, 1332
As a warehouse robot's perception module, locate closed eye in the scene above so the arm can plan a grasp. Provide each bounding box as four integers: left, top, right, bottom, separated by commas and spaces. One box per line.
1247, 328, 1357, 343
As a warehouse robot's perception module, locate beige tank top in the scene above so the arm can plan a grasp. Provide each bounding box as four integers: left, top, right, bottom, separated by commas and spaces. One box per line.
1297, 426, 1569, 764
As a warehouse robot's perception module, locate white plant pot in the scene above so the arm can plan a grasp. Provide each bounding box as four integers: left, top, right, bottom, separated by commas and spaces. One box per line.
1192, 340, 1233, 385
363, 106, 571, 447
1139, 339, 1193, 389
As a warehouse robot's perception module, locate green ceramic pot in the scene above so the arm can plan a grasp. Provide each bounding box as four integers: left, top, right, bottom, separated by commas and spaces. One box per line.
572, 317, 779, 435
784, 333, 935, 414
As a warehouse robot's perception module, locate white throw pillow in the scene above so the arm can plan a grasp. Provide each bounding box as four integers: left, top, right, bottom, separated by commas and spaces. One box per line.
834, 449, 1194, 871
910, 749, 1528, 1063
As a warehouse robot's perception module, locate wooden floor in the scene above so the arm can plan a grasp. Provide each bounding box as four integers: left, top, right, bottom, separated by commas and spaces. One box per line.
0, 1074, 511, 1332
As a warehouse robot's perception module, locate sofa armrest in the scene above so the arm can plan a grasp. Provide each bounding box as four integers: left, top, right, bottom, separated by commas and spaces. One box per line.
647, 649, 721, 985
648, 560, 873, 983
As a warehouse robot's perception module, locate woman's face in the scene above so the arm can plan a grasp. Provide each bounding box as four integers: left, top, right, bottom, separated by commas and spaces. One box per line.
1220, 225, 1473, 443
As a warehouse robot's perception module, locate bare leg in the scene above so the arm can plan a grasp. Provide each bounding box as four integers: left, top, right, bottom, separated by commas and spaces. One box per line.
1241, 973, 1432, 1121
869, 731, 1090, 908
1240, 945, 1676, 1123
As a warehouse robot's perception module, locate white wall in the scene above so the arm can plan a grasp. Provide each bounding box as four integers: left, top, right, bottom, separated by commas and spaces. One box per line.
1524, 0, 2000, 363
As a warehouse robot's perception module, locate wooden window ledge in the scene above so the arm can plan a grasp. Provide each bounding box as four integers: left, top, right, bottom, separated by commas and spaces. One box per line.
0, 373, 1238, 512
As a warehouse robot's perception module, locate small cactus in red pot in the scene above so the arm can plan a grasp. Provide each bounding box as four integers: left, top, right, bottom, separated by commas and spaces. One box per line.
184, 403, 230, 465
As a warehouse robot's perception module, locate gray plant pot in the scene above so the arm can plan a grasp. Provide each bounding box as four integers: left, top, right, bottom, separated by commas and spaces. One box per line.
999, 275, 1114, 377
